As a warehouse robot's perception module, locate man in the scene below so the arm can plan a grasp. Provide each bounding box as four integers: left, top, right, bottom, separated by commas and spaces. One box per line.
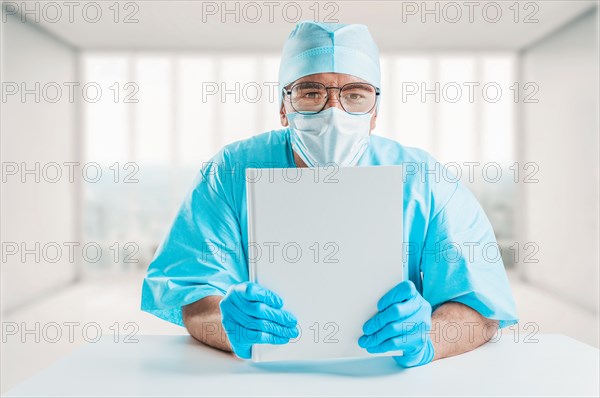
141, 21, 518, 367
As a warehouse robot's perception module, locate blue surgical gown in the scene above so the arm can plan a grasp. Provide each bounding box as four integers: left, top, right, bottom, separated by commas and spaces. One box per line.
141, 129, 518, 328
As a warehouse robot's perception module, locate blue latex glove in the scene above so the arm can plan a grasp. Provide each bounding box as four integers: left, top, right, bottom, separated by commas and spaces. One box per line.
358, 280, 435, 368
219, 282, 299, 359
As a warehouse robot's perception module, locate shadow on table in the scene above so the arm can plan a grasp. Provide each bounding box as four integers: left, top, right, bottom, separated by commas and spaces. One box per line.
142, 336, 404, 378
251, 357, 404, 377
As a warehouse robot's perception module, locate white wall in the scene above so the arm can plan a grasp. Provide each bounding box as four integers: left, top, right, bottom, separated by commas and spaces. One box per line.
1, 12, 80, 312
520, 9, 599, 314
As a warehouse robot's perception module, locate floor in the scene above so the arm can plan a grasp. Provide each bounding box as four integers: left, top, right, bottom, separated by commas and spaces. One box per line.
1, 270, 598, 394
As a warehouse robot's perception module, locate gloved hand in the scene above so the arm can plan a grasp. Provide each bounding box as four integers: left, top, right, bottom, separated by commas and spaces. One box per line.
358, 280, 435, 368
220, 281, 299, 359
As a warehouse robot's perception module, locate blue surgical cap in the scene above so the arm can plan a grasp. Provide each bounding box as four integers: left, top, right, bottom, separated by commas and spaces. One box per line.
278, 21, 381, 105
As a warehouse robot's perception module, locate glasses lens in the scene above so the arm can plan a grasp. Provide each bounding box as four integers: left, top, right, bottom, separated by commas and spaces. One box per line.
340, 83, 377, 114
290, 82, 327, 113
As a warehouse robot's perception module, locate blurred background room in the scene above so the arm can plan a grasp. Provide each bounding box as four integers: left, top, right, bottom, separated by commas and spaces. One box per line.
1, 0, 599, 392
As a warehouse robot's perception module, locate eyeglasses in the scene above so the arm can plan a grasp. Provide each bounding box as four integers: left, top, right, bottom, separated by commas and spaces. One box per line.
284, 82, 380, 115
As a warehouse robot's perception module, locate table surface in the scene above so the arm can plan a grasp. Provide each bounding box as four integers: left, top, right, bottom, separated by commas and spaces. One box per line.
5, 333, 599, 397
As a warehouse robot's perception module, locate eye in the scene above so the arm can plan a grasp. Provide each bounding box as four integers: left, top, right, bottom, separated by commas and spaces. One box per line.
295, 90, 326, 104
304, 91, 323, 99
343, 92, 366, 103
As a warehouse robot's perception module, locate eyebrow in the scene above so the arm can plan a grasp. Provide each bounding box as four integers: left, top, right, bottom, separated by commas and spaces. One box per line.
343, 83, 374, 91
294, 82, 325, 89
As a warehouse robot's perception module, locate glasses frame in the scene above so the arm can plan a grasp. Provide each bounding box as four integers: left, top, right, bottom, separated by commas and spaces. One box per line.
284, 81, 380, 115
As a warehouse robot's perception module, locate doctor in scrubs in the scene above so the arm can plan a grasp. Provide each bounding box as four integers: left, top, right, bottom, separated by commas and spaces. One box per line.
141, 21, 518, 367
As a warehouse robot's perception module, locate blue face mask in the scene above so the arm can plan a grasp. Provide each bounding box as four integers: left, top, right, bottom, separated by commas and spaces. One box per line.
287, 108, 372, 167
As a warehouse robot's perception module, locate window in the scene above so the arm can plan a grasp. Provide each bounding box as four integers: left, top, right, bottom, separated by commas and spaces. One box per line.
82, 52, 516, 273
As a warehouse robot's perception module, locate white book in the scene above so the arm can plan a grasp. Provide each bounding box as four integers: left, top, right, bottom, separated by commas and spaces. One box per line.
246, 166, 405, 362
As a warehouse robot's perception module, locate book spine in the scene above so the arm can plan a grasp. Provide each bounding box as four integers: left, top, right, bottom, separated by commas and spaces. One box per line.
246, 168, 258, 284
246, 169, 261, 363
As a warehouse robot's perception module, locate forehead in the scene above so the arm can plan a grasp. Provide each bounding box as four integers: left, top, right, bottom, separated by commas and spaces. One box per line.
292, 73, 368, 86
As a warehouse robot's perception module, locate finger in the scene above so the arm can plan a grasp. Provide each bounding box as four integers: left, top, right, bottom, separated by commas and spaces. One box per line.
365, 330, 423, 355
223, 319, 290, 350
222, 318, 251, 359
225, 300, 298, 338
235, 282, 284, 308
226, 291, 297, 327
362, 296, 422, 336
365, 337, 402, 354
359, 322, 402, 349
243, 301, 298, 327
359, 311, 426, 349
377, 280, 417, 312
234, 346, 251, 360
235, 325, 290, 346
243, 318, 299, 339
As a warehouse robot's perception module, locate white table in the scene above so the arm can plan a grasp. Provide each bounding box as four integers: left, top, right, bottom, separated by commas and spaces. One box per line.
5, 334, 599, 397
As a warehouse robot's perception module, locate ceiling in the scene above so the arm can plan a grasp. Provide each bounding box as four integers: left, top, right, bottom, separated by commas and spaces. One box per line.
5, 0, 598, 52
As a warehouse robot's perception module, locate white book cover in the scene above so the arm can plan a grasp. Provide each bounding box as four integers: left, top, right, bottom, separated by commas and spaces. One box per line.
246, 166, 405, 362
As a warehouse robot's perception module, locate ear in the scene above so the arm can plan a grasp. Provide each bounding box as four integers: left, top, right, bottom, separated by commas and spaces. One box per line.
280, 103, 289, 127
369, 108, 378, 132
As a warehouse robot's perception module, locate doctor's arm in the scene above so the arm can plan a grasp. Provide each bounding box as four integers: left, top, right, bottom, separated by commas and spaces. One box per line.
359, 280, 499, 367
143, 158, 297, 359
360, 176, 517, 367
183, 282, 299, 359
430, 301, 499, 361
183, 295, 232, 352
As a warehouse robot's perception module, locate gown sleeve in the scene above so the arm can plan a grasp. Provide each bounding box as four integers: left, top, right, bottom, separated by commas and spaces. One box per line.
140, 151, 247, 326
420, 178, 519, 329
